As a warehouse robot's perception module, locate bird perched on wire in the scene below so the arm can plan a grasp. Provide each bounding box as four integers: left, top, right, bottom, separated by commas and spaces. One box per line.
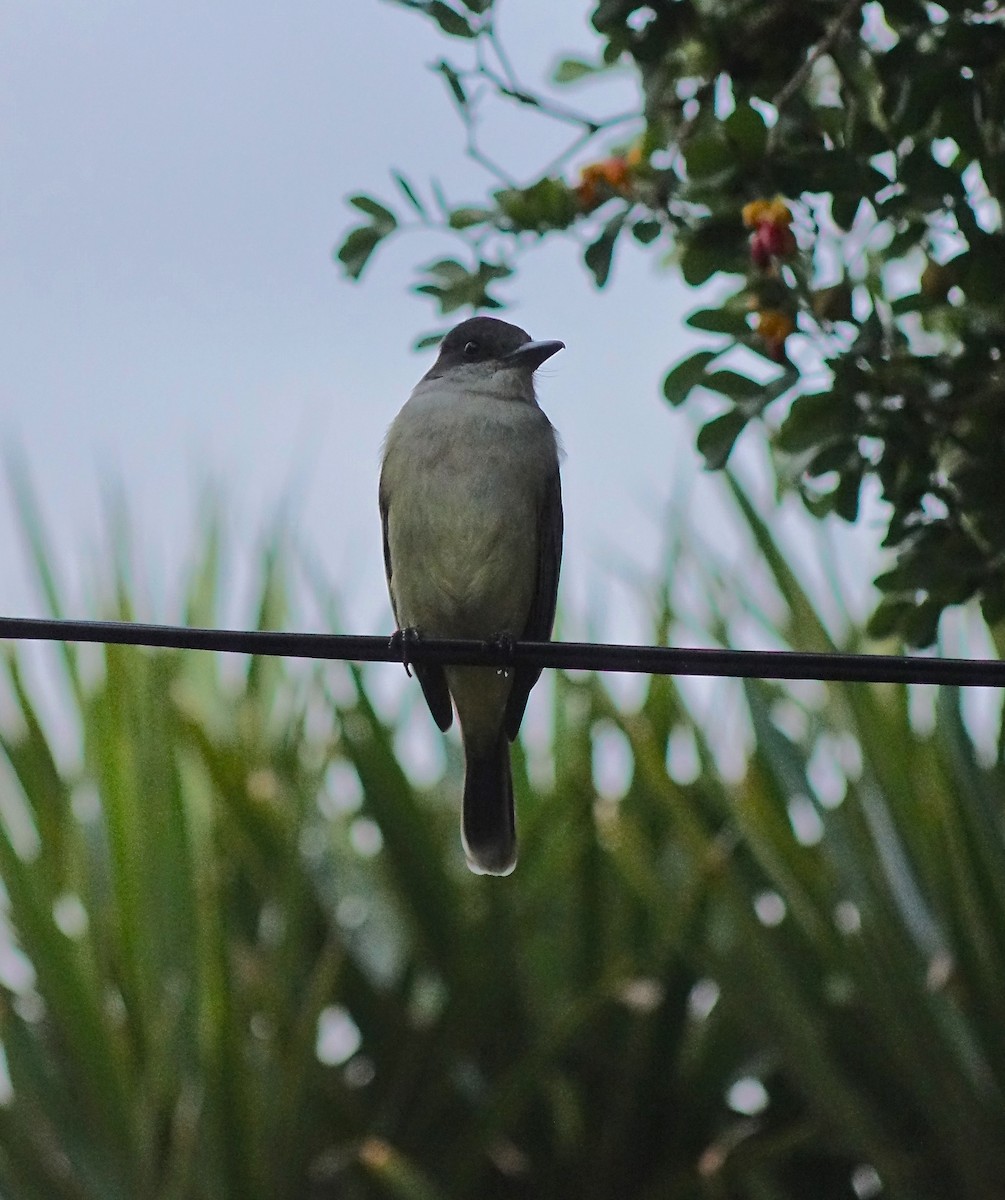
379, 315, 564, 875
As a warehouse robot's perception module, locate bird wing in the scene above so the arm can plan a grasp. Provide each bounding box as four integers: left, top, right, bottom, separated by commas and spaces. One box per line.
380, 484, 454, 732
505, 465, 563, 740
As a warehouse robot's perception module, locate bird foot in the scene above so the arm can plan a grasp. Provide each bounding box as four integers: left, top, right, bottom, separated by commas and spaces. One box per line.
486, 631, 516, 676
389, 626, 423, 678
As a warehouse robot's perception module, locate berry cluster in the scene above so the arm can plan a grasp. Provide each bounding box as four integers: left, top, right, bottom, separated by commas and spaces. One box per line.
742, 198, 798, 361
574, 144, 645, 211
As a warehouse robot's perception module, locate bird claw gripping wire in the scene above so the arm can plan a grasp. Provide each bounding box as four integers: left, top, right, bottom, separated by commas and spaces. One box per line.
389, 626, 423, 677
486, 631, 516, 677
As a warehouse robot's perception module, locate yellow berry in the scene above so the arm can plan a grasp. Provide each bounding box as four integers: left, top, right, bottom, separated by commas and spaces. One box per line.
742, 199, 772, 228
764, 197, 793, 226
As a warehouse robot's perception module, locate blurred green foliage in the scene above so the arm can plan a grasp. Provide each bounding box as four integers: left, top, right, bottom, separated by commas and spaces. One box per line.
336, 0, 1005, 646
1, 470, 1005, 1198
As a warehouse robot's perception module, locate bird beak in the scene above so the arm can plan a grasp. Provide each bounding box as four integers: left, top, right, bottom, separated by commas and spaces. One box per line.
502, 339, 565, 371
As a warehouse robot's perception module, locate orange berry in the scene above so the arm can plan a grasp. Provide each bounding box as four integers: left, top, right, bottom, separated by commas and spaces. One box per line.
574, 155, 633, 209
574, 178, 600, 209
756, 310, 795, 340
598, 156, 631, 189
743, 196, 793, 229
742, 199, 772, 228
625, 141, 646, 169
756, 309, 795, 360
764, 197, 793, 226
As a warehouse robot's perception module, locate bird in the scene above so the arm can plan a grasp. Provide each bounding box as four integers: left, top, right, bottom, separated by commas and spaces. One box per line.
379, 315, 564, 875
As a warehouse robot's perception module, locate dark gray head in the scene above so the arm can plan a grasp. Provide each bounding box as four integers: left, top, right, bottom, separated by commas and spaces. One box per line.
422, 316, 564, 384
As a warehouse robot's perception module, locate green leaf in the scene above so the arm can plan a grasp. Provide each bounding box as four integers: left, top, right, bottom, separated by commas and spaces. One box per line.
775, 392, 854, 454
662, 350, 719, 406
981, 583, 1005, 627
423, 258, 469, 282
349, 195, 398, 232
584, 210, 627, 288
495, 177, 579, 232
553, 57, 602, 84
901, 598, 942, 647
393, 171, 427, 216
937, 87, 983, 158
833, 467, 863, 522
697, 410, 748, 470
806, 464, 863, 520
448, 207, 495, 229
434, 59, 467, 107
702, 369, 764, 401
683, 131, 735, 180
632, 218, 661, 244
459, 0, 491, 11
811, 281, 854, 322
413, 257, 512, 313
335, 225, 384, 280
867, 596, 913, 639
341, 668, 463, 974
684, 306, 749, 335
413, 331, 446, 350
964, 234, 1005, 305
804, 439, 855, 477
427, 1, 475, 37
679, 220, 745, 286
723, 102, 767, 164
6, 453, 83, 702
831, 192, 862, 230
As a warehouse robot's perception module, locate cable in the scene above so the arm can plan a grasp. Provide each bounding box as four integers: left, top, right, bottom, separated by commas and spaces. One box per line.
0, 615, 1001, 688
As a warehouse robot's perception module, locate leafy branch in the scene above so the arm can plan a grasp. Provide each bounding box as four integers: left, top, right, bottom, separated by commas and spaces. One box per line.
336, 0, 648, 328
336, 0, 1005, 646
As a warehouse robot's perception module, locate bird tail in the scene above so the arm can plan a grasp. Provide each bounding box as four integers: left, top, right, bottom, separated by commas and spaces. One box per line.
461, 731, 516, 876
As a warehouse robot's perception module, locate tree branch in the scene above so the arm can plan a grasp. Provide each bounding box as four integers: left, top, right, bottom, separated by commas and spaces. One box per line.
771, 0, 867, 114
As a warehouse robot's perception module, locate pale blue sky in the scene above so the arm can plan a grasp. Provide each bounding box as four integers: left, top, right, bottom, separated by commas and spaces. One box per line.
1, 0, 866, 653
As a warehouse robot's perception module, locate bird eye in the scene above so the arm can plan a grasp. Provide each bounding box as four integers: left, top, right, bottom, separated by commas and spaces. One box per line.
463, 340, 479, 356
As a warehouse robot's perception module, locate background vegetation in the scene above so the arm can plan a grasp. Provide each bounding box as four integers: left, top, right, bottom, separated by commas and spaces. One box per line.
1, 467, 1004, 1199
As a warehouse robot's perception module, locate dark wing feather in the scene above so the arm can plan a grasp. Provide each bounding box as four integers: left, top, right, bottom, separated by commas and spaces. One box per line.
380, 484, 454, 732
379, 485, 397, 622
505, 466, 563, 740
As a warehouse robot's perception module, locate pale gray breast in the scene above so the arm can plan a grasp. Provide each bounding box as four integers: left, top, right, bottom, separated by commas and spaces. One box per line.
383, 388, 557, 638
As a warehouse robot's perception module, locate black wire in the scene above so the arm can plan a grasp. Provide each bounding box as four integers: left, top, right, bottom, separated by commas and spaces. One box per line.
0, 615, 1001, 687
